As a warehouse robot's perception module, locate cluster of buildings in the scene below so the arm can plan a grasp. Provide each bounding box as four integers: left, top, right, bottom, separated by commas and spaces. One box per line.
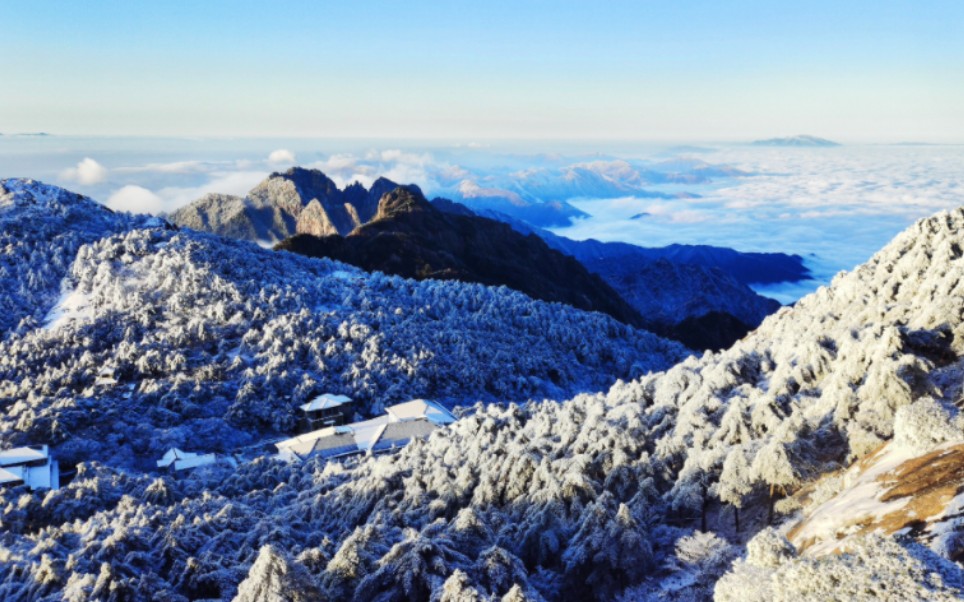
1, 394, 455, 489
276, 395, 456, 462
149, 393, 455, 474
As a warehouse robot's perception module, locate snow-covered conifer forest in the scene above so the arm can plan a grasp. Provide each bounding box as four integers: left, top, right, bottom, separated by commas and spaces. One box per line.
2, 178, 964, 601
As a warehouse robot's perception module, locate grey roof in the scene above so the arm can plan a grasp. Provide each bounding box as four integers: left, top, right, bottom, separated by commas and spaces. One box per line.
370, 419, 438, 454
310, 432, 358, 459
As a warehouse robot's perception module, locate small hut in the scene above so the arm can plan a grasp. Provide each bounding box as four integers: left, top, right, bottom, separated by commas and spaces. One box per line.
299, 393, 354, 429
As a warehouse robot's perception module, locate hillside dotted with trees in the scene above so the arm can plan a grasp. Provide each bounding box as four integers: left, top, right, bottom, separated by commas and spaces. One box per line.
1, 179, 963, 600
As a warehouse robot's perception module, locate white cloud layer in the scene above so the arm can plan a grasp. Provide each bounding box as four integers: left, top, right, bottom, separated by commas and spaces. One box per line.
155, 170, 269, 210
553, 145, 964, 301
307, 149, 443, 191
29, 139, 964, 304
106, 185, 166, 214
61, 157, 108, 185
115, 160, 213, 175
267, 149, 296, 165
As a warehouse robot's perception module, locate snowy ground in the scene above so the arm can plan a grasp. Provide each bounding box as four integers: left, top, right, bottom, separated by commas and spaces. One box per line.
42, 288, 93, 331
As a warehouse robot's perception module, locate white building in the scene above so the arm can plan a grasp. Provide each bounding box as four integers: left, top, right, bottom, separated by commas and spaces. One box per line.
386, 399, 456, 425
299, 393, 354, 428
276, 399, 456, 463
157, 448, 217, 473
0, 445, 60, 490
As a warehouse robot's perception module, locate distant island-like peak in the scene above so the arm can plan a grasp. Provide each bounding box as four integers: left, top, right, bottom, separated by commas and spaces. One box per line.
751, 135, 840, 147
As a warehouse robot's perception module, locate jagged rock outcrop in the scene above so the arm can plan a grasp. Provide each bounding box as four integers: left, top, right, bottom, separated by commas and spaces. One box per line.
169, 168, 414, 244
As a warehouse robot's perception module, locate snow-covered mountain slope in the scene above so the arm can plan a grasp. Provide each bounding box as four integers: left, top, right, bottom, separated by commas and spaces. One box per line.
0, 178, 686, 468
589, 258, 779, 345
2, 185, 964, 600
0, 179, 158, 337
481, 207, 809, 289
175, 170, 796, 350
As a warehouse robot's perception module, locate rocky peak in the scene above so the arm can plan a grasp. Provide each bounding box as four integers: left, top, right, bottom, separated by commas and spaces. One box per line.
277, 167, 340, 203
374, 187, 432, 221
172, 168, 424, 243
296, 199, 339, 237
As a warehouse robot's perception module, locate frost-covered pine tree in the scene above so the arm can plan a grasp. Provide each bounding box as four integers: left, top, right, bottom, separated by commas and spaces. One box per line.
750, 441, 799, 523
717, 445, 753, 532
232, 545, 321, 602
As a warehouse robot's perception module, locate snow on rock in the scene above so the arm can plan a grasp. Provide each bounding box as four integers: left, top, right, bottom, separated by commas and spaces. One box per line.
716, 532, 963, 602
787, 444, 916, 556
788, 441, 964, 558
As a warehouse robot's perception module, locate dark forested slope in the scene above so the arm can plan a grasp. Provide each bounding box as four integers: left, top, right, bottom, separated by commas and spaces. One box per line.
277, 186, 646, 329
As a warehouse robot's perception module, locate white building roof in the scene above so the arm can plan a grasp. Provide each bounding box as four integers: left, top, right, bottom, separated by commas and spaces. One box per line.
275, 400, 456, 462
0, 445, 49, 467
173, 453, 217, 471
299, 393, 352, 413
0, 456, 59, 490
0, 466, 24, 485
275, 426, 340, 451
157, 448, 217, 472
386, 399, 456, 425
157, 448, 187, 468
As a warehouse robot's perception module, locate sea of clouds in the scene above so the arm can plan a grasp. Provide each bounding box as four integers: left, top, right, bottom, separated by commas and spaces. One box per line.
1, 136, 961, 302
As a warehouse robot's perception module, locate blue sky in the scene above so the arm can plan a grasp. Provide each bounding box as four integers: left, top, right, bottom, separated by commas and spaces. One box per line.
2, 1, 962, 140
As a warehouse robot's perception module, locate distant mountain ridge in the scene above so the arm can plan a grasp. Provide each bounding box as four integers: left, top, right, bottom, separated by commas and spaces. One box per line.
169, 167, 417, 244
444, 206, 792, 349
280, 187, 791, 350
751, 135, 840, 147
447, 158, 742, 227
486, 212, 810, 287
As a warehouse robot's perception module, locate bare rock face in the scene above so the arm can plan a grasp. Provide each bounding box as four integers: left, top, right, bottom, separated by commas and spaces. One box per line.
169, 168, 408, 244
295, 199, 339, 237
169, 193, 252, 239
